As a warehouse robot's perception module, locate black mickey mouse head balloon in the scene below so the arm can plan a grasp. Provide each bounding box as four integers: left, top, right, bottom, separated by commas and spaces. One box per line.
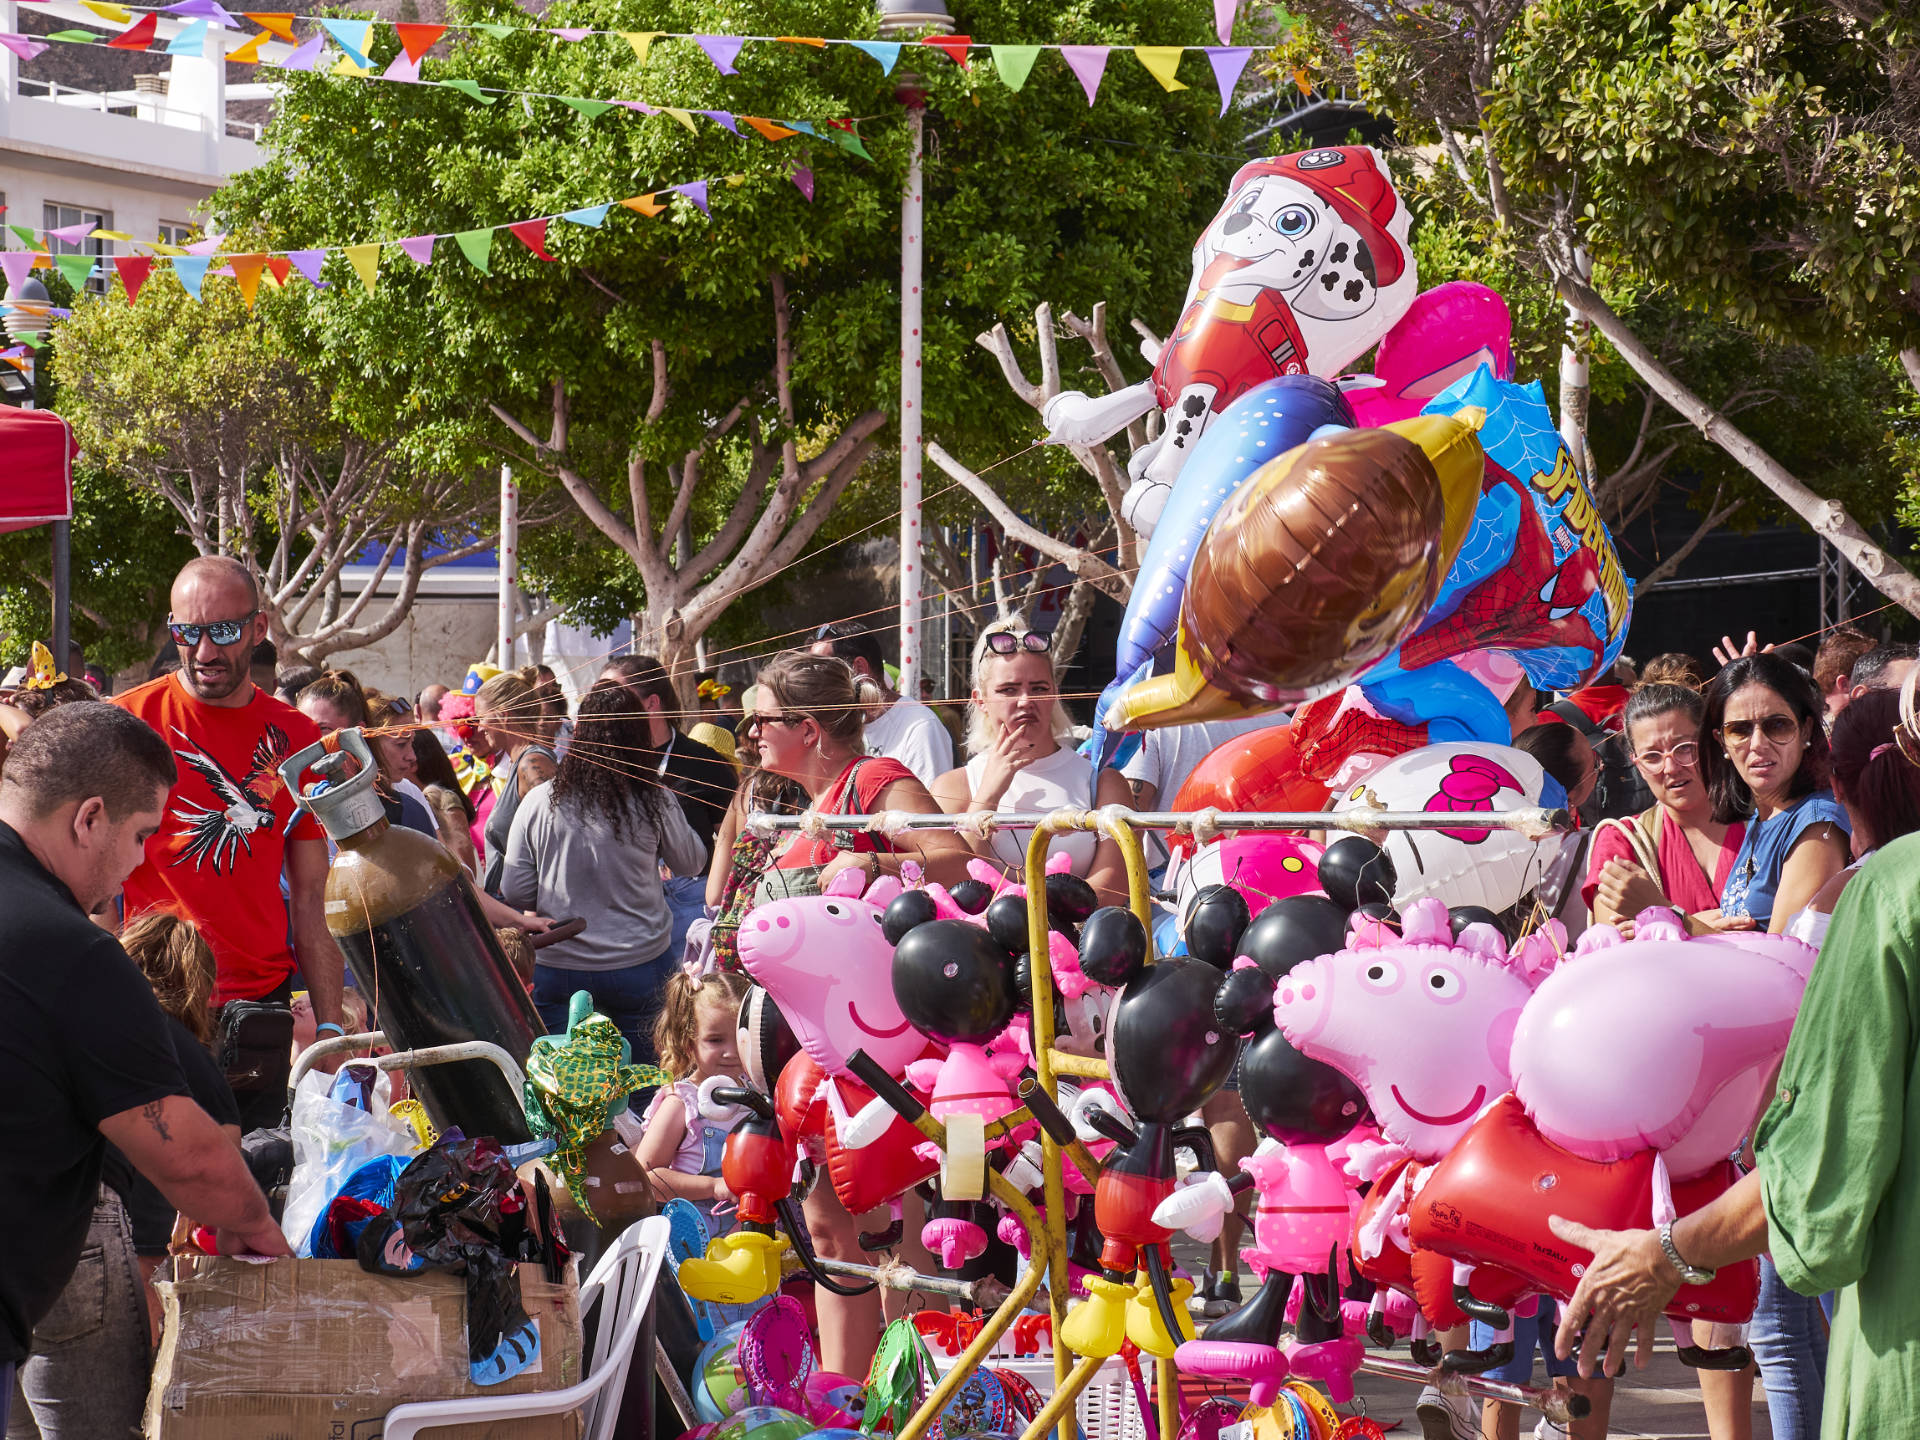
1316, 835, 1397, 912
1108, 957, 1240, 1124
1236, 894, 1350, 978
1078, 907, 1149, 988
1184, 884, 1251, 969
1238, 1024, 1370, 1144
891, 919, 1022, 1046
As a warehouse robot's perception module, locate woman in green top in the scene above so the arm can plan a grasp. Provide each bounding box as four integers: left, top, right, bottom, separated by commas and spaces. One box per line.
1551, 820, 1920, 1439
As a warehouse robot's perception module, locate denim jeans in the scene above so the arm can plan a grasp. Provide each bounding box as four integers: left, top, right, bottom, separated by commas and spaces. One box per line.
532, 956, 672, 1110
7, 1188, 150, 1440
1750, 1253, 1829, 1440
663, 874, 708, 970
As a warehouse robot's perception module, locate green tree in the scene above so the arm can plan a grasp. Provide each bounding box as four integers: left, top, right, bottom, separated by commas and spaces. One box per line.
217, 0, 1248, 682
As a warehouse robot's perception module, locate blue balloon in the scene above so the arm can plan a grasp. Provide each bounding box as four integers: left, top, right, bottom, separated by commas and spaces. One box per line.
1359, 661, 1511, 747
1091, 375, 1355, 765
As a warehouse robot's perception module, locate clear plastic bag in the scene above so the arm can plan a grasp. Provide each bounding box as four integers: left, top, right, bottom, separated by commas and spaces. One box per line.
281, 1065, 421, 1256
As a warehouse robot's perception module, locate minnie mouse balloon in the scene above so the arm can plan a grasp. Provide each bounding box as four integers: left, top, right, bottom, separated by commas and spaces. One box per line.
1176, 832, 1324, 936
1330, 742, 1563, 914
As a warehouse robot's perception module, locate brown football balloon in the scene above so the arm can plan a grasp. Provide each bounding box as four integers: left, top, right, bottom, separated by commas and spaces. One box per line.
1108, 413, 1484, 733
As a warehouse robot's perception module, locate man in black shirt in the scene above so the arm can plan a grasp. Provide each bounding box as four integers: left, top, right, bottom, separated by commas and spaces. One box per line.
0, 706, 287, 1428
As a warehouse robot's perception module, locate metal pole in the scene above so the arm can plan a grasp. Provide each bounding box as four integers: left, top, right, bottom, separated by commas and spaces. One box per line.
498, 464, 518, 668
51, 520, 69, 667
897, 99, 925, 700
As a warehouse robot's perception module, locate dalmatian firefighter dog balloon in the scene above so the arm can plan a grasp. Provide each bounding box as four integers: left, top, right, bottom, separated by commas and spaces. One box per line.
1043, 146, 1418, 538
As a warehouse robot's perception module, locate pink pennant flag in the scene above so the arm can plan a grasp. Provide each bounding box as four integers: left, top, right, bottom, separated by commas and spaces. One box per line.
276, 30, 323, 69
1214, 0, 1237, 44
0, 251, 35, 295
184, 233, 225, 255
696, 109, 740, 135
790, 165, 814, 202
694, 34, 744, 74
0, 33, 50, 62
673, 181, 709, 215
548, 26, 591, 40
285, 248, 326, 283
381, 48, 420, 80
618, 99, 658, 115
47, 222, 95, 244
398, 234, 436, 265
1204, 46, 1251, 115
1060, 45, 1109, 105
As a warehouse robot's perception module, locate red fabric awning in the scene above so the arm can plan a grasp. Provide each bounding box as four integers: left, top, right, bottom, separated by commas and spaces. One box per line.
0, 408, 76, 533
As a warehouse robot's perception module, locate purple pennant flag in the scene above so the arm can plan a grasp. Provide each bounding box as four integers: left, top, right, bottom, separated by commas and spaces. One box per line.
696, 109, 740, 135
1060, 45, 1110, 105
1204, 46, 1251, 115
277, 31, 323, 69
790, 165, 814, 202
0, 33, 51, 61
163, 0, 238, 24
286, 249, 326, 284
1214, 0, 1237, 43
381, 48, 420, 80
673, 181, 710, 215
0, 251, 35, 295
548, 26, 591, 40
694, 34, 744, 74
399, 234, 436, 265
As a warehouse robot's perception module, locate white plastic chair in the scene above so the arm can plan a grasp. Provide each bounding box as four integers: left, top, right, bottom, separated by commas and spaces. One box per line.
383, 1214, 670, 1440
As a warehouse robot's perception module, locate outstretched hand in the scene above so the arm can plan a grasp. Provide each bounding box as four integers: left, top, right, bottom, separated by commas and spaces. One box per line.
1711, 632, 1775, 667
1549, 1215, 1680, 1378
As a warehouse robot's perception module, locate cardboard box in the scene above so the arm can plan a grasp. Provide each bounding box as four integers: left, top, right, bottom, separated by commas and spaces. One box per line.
145, 1258, 584, 1440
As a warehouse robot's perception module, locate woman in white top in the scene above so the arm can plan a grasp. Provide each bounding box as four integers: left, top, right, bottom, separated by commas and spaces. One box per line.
931, 616, 1132, 906
1785, 685, 1920, 947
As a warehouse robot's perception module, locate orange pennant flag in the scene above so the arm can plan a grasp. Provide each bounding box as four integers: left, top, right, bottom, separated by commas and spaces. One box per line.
241, 11, 296, 41
620, 194, 665, 217
395, 23, 446, 61
1292, 66, 1312, 95
742, 116, 799, 142
775, 35, 827, 47
227, 30, 270, 63
228, 253, 268, 309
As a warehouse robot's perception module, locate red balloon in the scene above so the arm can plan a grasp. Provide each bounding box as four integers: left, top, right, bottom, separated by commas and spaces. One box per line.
821, 1073, 942, 1218
1169, 726, 1328, 855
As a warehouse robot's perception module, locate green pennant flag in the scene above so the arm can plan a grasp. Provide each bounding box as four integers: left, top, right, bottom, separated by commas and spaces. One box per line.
558, 95, 613, 119
453, 228, 494, 273
990, 45, 1041, 91
44, 28, 100, 41
55, 253, 96, 292
472, 22, 514, 38
8, 224, 37, 248
439, 77, 497, 104
826, 125, 874, 162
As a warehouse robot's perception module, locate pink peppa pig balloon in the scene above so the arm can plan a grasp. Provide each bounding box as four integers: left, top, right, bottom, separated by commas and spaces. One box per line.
1331, 741, 1563, 914
1509, 909, 1811, 1177
1272, 897, 1537, 1158
734, 870, 930, 1081
1176, 832, 1325, 935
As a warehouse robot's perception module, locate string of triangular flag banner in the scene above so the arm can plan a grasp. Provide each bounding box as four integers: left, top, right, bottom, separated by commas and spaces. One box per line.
0, 26, 882, 148
4, 0, 1287, 116
0, 170, 782, 331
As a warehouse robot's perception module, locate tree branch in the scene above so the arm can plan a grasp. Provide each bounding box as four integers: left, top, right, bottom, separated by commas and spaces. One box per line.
1638, 494, 1746, 589
925, 441, 1131, 603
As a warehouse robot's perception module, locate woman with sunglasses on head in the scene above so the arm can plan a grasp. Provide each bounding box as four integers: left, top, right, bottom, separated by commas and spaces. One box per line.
930, 617, 1131, 906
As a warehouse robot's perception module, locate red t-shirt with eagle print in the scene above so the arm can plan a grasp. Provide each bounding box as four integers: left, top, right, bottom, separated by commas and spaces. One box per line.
114, 674, 325, 1003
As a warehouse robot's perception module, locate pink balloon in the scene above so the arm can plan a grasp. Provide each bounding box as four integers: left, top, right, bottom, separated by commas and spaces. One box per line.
1177, 832, 1325, 929
1510, 914, 1810, 1177
1342, 281, 1514, 430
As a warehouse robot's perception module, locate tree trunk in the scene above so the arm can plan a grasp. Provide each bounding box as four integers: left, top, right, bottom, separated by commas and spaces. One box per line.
1052, 577, 1101, 679
1558, 272, 1920, 619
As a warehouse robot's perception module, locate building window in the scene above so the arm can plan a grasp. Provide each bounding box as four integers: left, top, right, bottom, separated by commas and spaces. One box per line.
43, 203, 113, 294
158, 220, 197, 248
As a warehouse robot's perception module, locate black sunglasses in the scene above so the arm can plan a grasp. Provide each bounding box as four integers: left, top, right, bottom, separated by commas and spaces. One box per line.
985, 630, 1051, 655
167, 611, 257, 648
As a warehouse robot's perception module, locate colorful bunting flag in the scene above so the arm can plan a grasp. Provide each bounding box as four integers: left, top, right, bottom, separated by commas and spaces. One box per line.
171, 255, 210, 300
439, 77, 496, 103
620, 194, 665, 216
53, 253, 94, 292
790, 165, 814, 202
113, 255, 152, 302
163, 0, 238, 25
849, 39, 898, 73
317, 17, 372, 67
343, 242, 380, 291
47, 222, 94, 244
920, 33, 969, 68
165, 17, 209, 55
662, 107, 698, 133
394, 22, 444, 59
275, 31, 322, 68
824, 120, 872, 162
242, 12, 296, 41
1134, 46, 1187, 91
0, 31, 52, 59
330, 52, 369, 76
1215, 0, 1237, 43
619, 31, 659, 63
471, 22, 512, 38
508, 218, 553, 259
286, 249, 326, 284
742, 116, 798, 141
42, 28, 99, 41
777, 35, 826, 47
228, 252, 266, 307
227, 29, 268, 62
1060, 45, 1109, 105
696, 109, 739, 135
694, 33, 744, 74
1207, 46, 1252, 114
452, 228, 493, 273
79, 0, 132, 20
107, 13, 158, 49
672, 181, 709, 215
380, 48, 420, 81
0, 251, 36, 294
548, 26, 590, 41
990, 45, 1039, 90
398, 234, 435, 264
560, 205, 608, 227
559, 95, 612, 118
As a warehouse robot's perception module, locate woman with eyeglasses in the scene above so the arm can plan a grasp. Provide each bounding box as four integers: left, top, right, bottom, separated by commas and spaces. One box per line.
472, 667, 560, 897
929, 618, 1131, 906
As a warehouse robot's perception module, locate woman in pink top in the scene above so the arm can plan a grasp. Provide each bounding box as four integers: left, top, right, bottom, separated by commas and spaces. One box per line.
1585, 682, 1752, 932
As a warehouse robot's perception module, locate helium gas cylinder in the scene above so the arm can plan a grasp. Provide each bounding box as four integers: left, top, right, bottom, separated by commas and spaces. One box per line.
280, 728, 539, 1142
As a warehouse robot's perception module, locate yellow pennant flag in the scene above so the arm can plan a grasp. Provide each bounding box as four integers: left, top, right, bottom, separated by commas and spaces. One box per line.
1134, 46, 1188, 91
344, 243, 380, 293
228, 253, 267, 308
242, 11, 298, 41
662, 107, 699, 133
619, 30, 659, 64
228, 30, 271, 63
90, 228, 133, 241
331, 53, 370, 76
80, 1, 132, 22
148, 240, 188, 256
620, 194, 665, 217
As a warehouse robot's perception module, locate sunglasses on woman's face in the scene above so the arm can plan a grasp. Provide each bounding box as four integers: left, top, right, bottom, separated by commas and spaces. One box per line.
985, 630, 1051, 656
1717, 714, 1801, 745
743, 711, 804, 734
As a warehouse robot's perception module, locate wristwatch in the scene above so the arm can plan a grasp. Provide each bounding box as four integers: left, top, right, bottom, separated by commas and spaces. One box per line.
1658, 1222, 1715, 1284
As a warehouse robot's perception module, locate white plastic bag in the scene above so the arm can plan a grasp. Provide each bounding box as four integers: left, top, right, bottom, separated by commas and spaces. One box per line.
280, 1066, 421, 1255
